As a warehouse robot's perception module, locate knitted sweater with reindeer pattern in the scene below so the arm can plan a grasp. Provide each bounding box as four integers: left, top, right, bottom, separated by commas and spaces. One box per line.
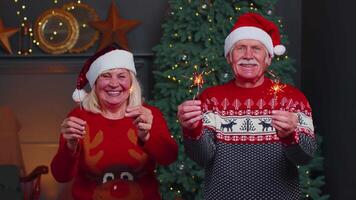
51, 105, 178, 200
183, 78, 317, 200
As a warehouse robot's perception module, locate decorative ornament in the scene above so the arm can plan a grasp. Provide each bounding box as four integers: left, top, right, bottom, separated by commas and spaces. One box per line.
62, 2, 99, 53
90, 0, 140, 51
198, 0, 212, 16
34, 8, 79, 54
180, 54, 188, 61
0, 19, 19, 54
178, 163, 184, 170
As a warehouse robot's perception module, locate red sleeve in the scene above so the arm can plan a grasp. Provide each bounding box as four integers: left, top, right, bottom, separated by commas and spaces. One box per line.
280, 86, 315, 146
140, 105, 178, 166
50, 107, 83, 183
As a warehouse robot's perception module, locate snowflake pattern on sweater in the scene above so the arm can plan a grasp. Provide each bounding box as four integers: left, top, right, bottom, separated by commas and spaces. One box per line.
184, 78, 317, 200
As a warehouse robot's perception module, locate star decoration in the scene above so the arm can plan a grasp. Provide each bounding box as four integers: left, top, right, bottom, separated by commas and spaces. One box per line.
0, 19, 19, 54
90, 1, 140, 51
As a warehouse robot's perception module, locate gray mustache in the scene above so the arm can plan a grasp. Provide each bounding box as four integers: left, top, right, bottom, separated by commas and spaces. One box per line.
237, 59, 258, 65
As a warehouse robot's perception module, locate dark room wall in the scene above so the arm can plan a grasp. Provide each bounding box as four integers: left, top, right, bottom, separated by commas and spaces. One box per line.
275, 0, 302, 86
302, 0, 356, 199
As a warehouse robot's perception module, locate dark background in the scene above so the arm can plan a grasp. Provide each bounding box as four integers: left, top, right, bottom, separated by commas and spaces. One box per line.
0, 0, 355, 199
302, 1, 356, 199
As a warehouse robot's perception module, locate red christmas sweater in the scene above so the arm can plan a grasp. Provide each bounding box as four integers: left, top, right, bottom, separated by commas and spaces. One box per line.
183, 77, 317, 199
51, 104, 178, 200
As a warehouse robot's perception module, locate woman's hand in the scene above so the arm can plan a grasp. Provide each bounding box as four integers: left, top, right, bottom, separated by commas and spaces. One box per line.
125, 106, 153, 143
60, 116, 86, 150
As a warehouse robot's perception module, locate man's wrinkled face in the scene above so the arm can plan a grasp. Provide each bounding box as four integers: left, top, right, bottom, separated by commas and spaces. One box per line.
228, 39, 271, 85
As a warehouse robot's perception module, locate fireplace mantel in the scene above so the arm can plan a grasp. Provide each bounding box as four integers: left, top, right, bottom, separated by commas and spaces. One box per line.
0, 53, 153, 74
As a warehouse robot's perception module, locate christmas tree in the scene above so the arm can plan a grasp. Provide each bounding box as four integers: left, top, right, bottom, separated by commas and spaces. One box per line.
151, 0, 328, 199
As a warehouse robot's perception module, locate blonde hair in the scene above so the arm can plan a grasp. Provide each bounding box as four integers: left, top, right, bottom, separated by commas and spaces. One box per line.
82, 71, 142, 113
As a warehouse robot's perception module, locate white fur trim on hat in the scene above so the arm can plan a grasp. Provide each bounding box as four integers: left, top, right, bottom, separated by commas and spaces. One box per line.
72, 88, 88, 103
224, 26, 274, 57
86, 49, 136, 87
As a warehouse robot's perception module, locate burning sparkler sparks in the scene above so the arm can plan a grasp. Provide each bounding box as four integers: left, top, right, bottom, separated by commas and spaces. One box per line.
267, 70, 286, 109
192, 71, 205, 100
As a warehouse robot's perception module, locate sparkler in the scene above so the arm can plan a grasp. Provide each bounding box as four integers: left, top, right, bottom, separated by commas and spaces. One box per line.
267, 70, 286, 109
73, 90, 84, 153
192, 71, 205, 100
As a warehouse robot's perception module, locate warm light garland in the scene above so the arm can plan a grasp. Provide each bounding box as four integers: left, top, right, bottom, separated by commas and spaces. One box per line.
13, 0, 33, 55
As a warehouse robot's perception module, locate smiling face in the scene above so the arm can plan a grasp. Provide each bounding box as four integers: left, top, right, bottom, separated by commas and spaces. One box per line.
94, 68, 132, 111
228, 39, 272, 88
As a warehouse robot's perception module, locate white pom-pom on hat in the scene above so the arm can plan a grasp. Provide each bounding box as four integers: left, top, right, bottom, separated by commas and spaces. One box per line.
72, 89, 88, 103
274, 44, 286, 56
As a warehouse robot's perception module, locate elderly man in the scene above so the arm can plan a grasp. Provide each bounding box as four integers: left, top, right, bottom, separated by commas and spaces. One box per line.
177, 13, 316, 199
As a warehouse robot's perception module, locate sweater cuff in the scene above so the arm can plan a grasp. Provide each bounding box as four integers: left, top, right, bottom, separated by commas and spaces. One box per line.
60, 142, 81, 158
140, 132, 157, 152
183, 122, 203, 140
280, 130, 299, 146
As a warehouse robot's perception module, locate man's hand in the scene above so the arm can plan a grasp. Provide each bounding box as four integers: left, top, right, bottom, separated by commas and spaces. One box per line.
177, 100, 202, 130
271, 110, 298, 138
125, 106, 153, 142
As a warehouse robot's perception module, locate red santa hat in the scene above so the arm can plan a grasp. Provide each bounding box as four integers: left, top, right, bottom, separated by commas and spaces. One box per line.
224, 12, 286, 58
72, 45, 136, 102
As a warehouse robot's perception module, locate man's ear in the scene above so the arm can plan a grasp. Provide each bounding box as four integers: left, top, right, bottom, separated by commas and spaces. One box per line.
226, 53, 232, 64
265, 55, 272, 66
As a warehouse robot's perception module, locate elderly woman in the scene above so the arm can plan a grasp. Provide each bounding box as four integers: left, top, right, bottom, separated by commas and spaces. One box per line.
51, 46, 178, 200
